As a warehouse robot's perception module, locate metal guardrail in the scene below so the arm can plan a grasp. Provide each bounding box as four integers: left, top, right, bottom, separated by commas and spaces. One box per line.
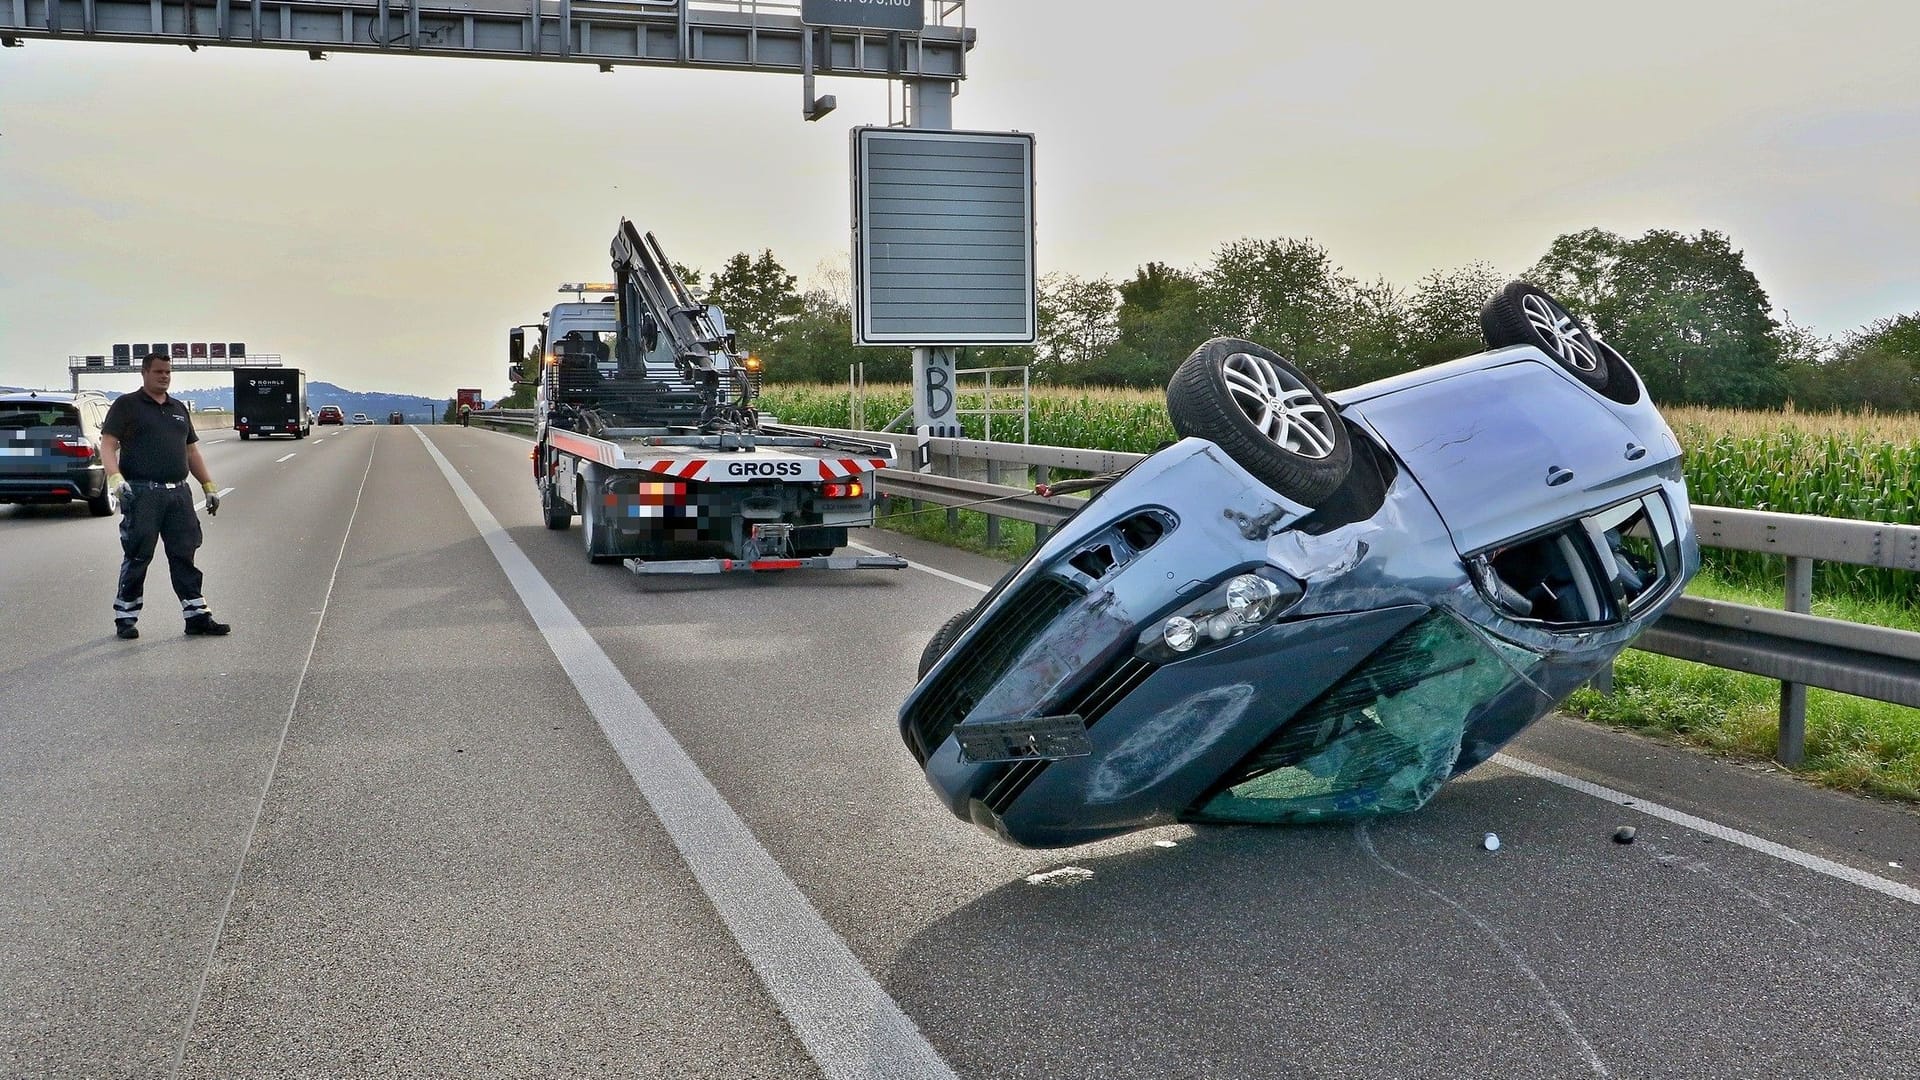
807, 428, 1920, 767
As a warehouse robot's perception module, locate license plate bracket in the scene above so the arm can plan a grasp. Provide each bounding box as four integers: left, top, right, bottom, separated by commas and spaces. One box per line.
954, 714, 1092, 764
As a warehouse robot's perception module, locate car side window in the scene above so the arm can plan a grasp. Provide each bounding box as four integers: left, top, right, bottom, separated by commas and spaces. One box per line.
1470, 492, 1680, 627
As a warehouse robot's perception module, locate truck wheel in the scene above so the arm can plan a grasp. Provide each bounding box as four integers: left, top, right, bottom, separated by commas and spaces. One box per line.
580, 480, 620, 564
917, 609, 975, 679
239, 432, 250, 441
1165, 337, 1351, 508
542, 479, 571, 530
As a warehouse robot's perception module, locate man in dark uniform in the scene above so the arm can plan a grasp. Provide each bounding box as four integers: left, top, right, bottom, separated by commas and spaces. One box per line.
100, 352, 230, 640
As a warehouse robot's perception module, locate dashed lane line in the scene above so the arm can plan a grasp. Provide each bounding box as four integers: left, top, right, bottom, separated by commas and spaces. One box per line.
275, 453, 297, 463
414, 428, 959, 1080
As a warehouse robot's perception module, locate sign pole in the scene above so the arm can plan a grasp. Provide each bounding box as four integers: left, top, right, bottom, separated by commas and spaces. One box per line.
908, 78, 960, 469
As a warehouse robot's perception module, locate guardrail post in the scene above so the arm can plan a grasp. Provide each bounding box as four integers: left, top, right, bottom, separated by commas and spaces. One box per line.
944, 451, 960, 532
1777, 554, 1814, 766
1033, 466, 1051, 546
985, 458, 1001, 548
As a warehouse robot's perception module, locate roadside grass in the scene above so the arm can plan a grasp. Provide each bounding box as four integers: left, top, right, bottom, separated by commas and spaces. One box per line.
1563, 568, 1920, 802
872, 496, 1039, 561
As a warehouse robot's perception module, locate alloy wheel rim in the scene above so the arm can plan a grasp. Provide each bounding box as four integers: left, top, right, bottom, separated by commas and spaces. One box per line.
1521, 294, 1601, 372
1221, 351, 1337, 459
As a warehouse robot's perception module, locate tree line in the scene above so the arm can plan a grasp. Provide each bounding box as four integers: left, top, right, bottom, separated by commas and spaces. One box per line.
550, 228, 1920, 410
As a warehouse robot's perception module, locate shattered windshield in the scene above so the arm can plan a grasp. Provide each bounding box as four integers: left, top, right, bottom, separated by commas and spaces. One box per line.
1189, 611, 1533, 824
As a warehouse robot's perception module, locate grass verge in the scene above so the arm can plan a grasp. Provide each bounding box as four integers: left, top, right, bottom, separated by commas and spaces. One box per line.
1563, 568, 1920, 802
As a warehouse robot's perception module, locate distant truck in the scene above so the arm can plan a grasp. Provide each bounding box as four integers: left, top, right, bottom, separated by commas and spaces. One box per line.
456, 388, 484, 414
234, 367, 309, 440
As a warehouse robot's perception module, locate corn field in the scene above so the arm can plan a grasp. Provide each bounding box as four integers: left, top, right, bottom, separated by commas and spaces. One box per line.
761, 386, 1920, 602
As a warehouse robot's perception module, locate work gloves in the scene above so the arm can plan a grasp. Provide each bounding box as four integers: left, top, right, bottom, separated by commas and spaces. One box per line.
202, 481, 220, 516
109, 473, 132, 509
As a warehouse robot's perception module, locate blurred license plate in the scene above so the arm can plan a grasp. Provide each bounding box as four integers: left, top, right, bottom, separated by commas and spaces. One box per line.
954, 714, 1092, 764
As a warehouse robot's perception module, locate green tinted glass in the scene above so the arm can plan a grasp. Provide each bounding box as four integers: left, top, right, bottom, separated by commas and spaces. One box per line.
1190, 611, 1524, 824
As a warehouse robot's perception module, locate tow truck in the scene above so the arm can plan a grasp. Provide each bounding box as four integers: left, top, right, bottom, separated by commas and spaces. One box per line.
510, 220, 906, 575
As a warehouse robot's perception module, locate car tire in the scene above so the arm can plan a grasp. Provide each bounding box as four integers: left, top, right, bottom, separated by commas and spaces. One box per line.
1480, 281, 1610, 391
1165, 337, 1351, 508
86, 485, 115, 517
542, 478, 571, 531
580, 478, 620, 564
918, 608, 975, 679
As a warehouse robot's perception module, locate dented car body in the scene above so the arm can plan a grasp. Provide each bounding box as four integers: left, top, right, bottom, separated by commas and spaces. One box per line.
901, 292, 1699, 848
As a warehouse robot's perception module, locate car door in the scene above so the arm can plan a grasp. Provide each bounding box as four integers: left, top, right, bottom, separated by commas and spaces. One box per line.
1344, 359, 1652, 557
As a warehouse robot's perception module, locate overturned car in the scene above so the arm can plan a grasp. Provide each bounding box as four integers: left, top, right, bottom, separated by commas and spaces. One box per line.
901, 283, 1700, 848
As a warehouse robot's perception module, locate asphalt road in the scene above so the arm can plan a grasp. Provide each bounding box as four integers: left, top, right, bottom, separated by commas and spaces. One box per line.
3, 423, 1917, 1079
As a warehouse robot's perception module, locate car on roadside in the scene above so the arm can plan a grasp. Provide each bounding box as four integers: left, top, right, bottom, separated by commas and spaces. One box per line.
0, 390, 118, 516
317, 405, 345, 425
902, 282, 1700, 848
351, 413, 372, 425
388, 411, 405, 425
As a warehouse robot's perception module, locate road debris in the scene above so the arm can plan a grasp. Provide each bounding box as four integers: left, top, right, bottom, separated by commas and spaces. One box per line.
1613, 826, 1638, 844
1482, 832, 1501, 851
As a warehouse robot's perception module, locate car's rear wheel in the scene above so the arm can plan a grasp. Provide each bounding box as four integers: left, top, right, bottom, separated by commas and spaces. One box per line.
86, 485, 115, 517
1480, 281, 1610, 391
918, 608, 975, 679
1165, 337, 1351, 508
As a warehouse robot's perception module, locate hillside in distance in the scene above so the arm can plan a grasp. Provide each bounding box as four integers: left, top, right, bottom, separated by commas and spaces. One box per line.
173, 381, 469, 420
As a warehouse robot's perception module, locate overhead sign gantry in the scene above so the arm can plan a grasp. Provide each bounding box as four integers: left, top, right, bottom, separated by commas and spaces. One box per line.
1, 0, 970, 121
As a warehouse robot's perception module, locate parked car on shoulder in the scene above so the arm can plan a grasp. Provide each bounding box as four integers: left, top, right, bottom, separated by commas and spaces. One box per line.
351, 413, 372, 425
902, 282, 1700, 848
0, 390, 118, 515
317, 405, 345, 425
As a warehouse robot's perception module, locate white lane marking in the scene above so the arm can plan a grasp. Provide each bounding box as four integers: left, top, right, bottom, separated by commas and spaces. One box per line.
1357, 824, 1611, 1078
194, 487, 235, 513
414, 429, 958, 1080
170, 439, 379, 1078
1491, 753, 1920, 906
854, 546, 1920, 910
849, 541, 989, 593
275, 453, 296, 463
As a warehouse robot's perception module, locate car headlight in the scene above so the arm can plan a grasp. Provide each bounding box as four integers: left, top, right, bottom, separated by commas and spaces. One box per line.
1140, 570, 1303, 662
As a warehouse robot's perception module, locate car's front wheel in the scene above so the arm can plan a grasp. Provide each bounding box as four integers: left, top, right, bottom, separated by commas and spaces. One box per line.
1166, 337, 1351, 508
918, 609, 975, 679
1480, 281, 1610, 391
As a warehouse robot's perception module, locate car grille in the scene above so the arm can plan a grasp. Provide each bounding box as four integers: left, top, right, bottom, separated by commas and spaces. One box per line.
980, 654, 1157, 815
904, 575, 1087, 763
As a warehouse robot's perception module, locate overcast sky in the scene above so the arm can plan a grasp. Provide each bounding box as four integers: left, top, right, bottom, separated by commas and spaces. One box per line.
3, 1, 1918, 397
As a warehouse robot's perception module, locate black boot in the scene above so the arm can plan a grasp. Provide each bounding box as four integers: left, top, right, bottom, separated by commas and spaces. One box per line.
115, 619, 139, 640
184, 613, 231, 636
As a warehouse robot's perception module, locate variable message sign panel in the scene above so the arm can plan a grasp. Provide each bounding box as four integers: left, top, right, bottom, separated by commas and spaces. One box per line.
851, 127, 1035, 346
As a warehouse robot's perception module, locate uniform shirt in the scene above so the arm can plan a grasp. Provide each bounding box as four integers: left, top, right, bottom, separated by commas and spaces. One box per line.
102, 391, 198, 483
